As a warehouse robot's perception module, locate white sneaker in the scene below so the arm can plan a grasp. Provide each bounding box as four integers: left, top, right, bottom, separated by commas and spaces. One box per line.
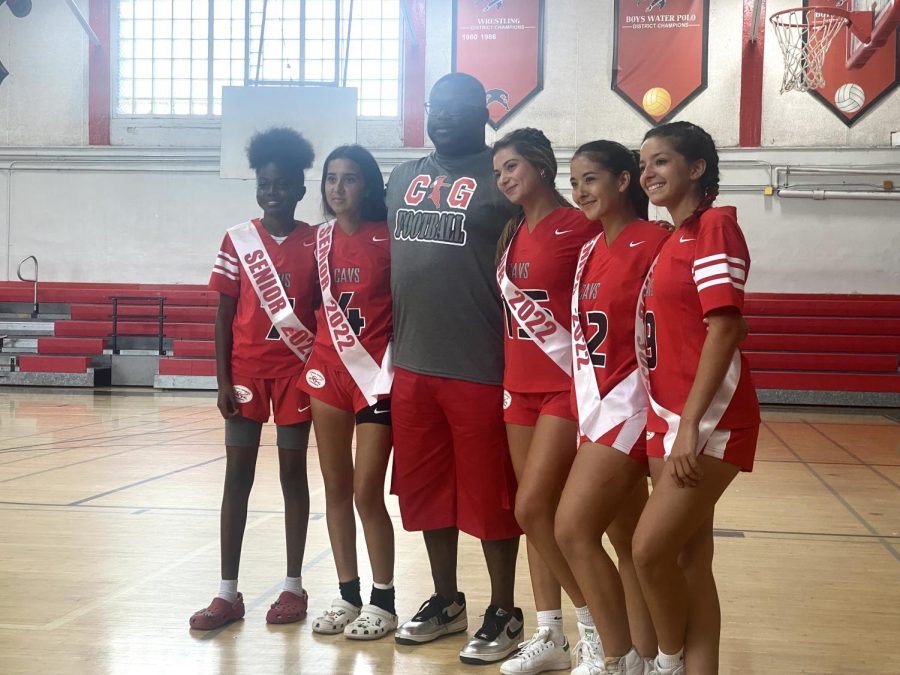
311, 598, 360, 634
643, 658, 654, 675
571, 623, 605, 674
646, 657, 684, 675
601, 649, 645, 675
500, 626, 571, 674
344, 603, 398, 640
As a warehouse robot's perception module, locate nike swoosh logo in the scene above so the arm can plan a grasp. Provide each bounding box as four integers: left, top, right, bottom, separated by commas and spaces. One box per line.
554, 229, 573, 235
372, 236, 389, 242
373, 407, 389, 415
679, 235, 695, 243
444, 606, 465, 623
506, 623, 522, 640
298, 405, 311, 413
303, 241, 316, 247
629, 241, 645, 247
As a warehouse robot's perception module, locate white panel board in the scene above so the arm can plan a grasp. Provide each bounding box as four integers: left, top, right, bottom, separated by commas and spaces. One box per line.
219, 86, 358, 180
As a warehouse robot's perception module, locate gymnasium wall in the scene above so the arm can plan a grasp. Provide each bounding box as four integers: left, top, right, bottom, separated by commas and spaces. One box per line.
0, 0, 898, 293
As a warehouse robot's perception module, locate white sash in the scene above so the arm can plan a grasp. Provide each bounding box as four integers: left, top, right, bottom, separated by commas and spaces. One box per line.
635, 253, 741, 457
316, 221, 394, 405
571, 234, 647, 442
497, 220, 572, 375
228, 220, 315, 363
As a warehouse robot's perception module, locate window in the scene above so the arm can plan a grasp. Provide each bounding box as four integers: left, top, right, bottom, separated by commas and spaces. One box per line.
116, 0, 403, 118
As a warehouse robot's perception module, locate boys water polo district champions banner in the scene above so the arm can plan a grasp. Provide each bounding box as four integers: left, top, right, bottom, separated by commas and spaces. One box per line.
613, 0, 710, 125
452, 0, 544, 129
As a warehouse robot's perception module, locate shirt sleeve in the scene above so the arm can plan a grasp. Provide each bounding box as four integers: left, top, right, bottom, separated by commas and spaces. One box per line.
208, 233, 240, 297
691, 213, 749, 314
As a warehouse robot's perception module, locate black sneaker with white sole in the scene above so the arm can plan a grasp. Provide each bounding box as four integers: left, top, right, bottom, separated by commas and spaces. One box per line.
458, 605, 524, 665
394, 592, 467, 645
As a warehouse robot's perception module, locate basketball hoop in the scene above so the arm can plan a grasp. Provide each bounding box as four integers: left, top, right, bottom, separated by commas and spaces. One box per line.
770, 7, 850, 93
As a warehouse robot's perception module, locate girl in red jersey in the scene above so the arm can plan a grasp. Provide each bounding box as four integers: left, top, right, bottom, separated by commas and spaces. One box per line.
491, 128, 597, 675
555, 141, 667, 675
298, 145, 397, 640
633, 122, 760, 675
190, 128, 319, 630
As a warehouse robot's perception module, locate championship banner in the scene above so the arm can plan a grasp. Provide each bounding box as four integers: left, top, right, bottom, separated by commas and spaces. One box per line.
452, 0, 544, 129
805, 0, 899, 126
612, 0, 710, 125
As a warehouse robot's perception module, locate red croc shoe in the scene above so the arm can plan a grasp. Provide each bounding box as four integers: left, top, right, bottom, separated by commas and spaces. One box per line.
266, 589, 308, 624
189, 593, 245, 630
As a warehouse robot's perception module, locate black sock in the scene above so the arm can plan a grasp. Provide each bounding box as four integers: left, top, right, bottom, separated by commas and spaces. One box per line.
370, 585, 396, 615
339, 577, 363, 608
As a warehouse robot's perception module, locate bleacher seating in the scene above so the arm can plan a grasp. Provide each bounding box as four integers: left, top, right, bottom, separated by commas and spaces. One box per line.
1, 282, 897, 403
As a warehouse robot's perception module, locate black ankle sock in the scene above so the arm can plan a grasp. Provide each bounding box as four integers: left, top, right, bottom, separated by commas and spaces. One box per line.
339, 577, 363, 608
370, 585, 396, 615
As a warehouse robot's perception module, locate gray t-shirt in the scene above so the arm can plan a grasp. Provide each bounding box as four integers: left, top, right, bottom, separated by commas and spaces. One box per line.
387, 148, 517, 385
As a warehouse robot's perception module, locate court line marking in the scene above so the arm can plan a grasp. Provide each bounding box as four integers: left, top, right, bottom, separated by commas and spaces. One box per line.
68, 455, 226, 505
763, 422, 899, 563
195, 547, 334, 641
0, 500, 326, 520
803, 421, 900, 491
0, 511, 281, 632
0, 428, 215, 483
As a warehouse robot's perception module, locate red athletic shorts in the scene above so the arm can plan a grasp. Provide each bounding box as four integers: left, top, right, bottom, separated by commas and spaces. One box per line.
391, 367, 521, 541
230, 372, 311, 425
579, 412, 648, 463
503, 389, 575, 426
646, 425, 759, 472
297, 350, 384, 414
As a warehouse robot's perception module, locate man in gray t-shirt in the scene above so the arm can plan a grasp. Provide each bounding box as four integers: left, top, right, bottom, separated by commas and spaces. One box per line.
388, 73, 524, 665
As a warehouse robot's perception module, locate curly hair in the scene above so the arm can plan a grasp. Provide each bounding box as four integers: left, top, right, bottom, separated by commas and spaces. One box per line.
246, 127, 315, 178
643, 121, 719, 197
320, 145, 388, 222
572, 140, 649, 220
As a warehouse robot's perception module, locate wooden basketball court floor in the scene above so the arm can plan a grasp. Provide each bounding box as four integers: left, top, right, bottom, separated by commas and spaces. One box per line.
0, 388, 897, 675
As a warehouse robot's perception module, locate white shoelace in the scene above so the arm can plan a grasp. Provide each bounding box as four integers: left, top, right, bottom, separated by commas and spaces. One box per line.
574, 637, 604, 666
512, 626, 554, 662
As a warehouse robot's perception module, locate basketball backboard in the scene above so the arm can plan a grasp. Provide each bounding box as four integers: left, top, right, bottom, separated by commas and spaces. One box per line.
846, 0, 900, 67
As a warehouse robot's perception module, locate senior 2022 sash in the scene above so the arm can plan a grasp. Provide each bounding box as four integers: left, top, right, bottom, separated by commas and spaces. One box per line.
228, 220, 315, 363
636, 253, 740, 457
315, 221, 393, 405
497, 221, 572, 375
571, 234, 646, 443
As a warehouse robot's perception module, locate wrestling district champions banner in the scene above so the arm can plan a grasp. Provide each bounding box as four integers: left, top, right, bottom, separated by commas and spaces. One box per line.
452, 0, 544, 129
613, 0, 710, 125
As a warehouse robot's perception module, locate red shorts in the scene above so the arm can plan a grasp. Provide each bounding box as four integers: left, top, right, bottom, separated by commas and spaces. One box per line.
391, 368, 521, 541
646, 425, 759, 472
503, 389, 575, 426
298, 351, 380, 414
579, 413, 647, 463
231, 372, 311, 425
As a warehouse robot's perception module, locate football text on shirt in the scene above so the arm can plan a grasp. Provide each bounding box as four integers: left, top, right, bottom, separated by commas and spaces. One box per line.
395, 174, 478, 247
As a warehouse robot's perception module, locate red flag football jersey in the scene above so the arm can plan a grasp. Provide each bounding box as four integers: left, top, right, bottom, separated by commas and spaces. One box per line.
576, 220, 669, 398
643, 206, 760, 431
209, 218, 319, 379
312, 220, 393, 368
503, 207, 598, 393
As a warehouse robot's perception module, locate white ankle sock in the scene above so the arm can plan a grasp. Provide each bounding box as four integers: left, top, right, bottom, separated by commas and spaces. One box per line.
217, 579, 238, 603
283, 576, 304, 596
372, 580, 394, 590
657, 647, 684, 670
536, 609, 564, 644
574, 604, 594, 627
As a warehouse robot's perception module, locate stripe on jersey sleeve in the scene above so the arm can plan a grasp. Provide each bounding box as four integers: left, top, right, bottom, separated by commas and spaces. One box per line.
692, 252, 746, 291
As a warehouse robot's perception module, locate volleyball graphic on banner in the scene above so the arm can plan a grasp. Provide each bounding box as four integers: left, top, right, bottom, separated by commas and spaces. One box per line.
834, 83, 866, 113
642, 87, 672, 117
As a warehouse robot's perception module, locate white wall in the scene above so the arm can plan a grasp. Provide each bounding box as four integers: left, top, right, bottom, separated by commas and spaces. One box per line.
0, 0, 898, 293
